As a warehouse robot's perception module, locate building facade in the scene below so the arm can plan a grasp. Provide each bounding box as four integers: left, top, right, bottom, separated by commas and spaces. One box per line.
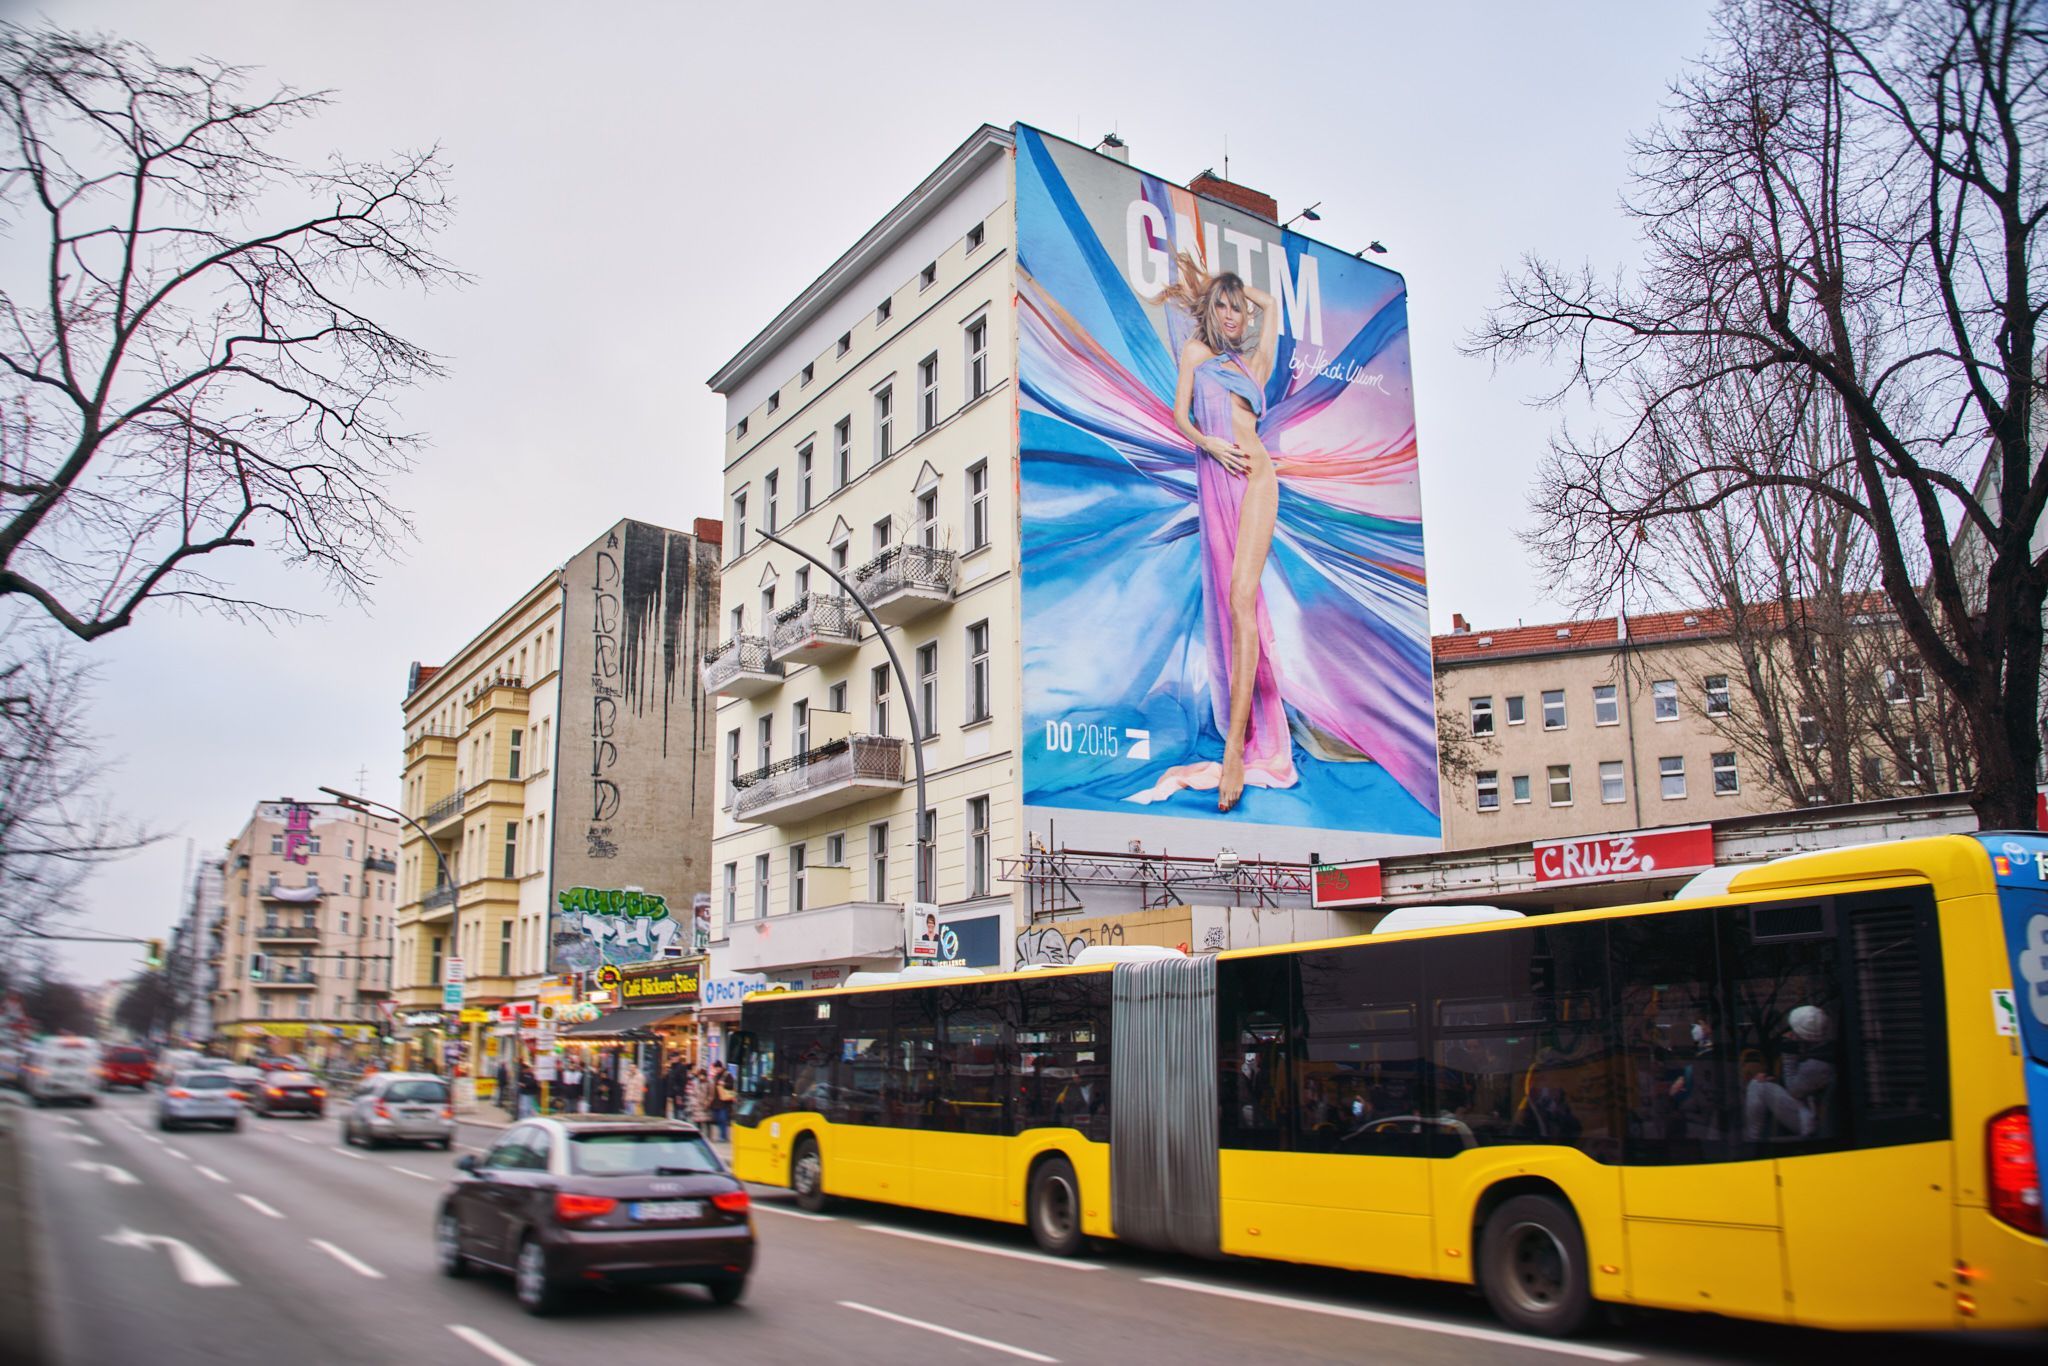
395, 518, 721, 1077
208, 802, 400, 1066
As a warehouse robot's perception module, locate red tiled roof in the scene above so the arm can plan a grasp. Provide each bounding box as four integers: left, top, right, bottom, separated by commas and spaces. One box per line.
1434, 593, 1895, 663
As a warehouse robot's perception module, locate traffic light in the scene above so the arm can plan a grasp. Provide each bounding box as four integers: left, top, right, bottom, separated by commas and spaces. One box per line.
249, 951, 267, 981
144, 938, 164, 971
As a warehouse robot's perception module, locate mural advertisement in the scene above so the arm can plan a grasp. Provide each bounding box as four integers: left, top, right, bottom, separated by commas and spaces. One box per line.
1014, 126, 1441, 860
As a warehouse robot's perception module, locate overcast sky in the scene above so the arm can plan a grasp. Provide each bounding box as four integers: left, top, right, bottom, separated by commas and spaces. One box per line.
26, 0, 1717, 982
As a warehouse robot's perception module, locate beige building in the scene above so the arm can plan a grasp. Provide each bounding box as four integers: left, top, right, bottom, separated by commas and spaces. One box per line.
209, 801, 401, 1065
396, 518, 720, 1072
1435, 610, 1783, 848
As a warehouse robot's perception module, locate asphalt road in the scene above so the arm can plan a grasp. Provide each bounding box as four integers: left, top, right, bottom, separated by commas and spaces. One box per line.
7, 1088, 2040, 1366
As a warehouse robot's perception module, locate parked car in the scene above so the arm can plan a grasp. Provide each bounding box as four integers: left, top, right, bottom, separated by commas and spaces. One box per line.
24, 1036, 100, 1107
254, 1053, 310, 1074
342, 1072, 454, 1149
99, 1045, 154, 1091
253, 1071, 327, 1118
436, 1116, 753, 1315
157, 1069, 244, 1131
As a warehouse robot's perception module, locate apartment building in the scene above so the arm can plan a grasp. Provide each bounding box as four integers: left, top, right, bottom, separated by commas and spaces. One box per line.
209, 802, 401, 1066
395, 518, 720, 1074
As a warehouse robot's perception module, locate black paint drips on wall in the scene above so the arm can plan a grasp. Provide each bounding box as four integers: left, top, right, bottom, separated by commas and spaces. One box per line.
619, 521, 692, 757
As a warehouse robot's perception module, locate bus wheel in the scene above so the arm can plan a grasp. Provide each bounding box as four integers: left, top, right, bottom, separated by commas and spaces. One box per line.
1027, 1156, 1085, 1257
792, 1136, 830, 1213
1478, 1193, 1592, 1337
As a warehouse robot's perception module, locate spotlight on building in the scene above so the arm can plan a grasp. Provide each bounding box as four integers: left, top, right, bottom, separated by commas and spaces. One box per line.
1214, 848, 1241, 873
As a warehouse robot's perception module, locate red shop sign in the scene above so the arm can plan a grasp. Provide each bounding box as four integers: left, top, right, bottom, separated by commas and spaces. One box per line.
1533, 825, 1714, 887
1313, 860, 1384, 908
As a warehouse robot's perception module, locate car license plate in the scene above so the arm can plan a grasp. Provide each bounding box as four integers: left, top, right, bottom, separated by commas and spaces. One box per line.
630, 1200, 703, 1222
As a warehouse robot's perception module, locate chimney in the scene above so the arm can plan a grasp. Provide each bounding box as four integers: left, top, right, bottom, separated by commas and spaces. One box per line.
1451, 613, 1471, 635
1188, 170, 1278, 224
693, 516, 723, 546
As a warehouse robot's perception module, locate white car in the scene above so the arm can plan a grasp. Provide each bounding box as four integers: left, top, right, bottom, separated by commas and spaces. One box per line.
24, 1036, 100, 1107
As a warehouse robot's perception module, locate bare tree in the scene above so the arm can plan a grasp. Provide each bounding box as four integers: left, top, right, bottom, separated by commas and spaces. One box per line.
1471, 0, 2045, 827
1431, 665, 1495, 790
0, 25, 460, 640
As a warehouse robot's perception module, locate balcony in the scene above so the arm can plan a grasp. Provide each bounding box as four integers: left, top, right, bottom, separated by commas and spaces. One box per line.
732, 734, 905, 824
768, 593, 860, 665
422, 789, 464, 833
853, 544, 958, 625
419, 885, 457, 918
702, 636, 784, 699
722, 898, 905, 975
364, 855, 397, 874
253, 923, 321, 944
254, 971, 318, 989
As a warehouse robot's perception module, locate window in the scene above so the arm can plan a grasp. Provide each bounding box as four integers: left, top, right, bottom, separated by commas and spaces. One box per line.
736, 416, 748, 439
796, 445, 813, 512
1652, 678, 1679, 721
1884, 657, 1926, 704
967, 460, 989, 549
753, 716, 775, 779
503, 822, 517, 878
1704, 674, 1731, 716
1905, 735, 1934, 787
916, 354, 940, 433
498, 921, 512, 977
833, 418, 851, 488
1593, 684, 1619, 726
790, 844, 807, 914
1548, 764, 1573, 805
726, 728, 741, 795
1511, 774, 1531, 804
430, 935, 444, 983
306, 870, 319, 889
875, 297, 892, 324
1799, 711, 1823, 749
827, 681, 847, 714
1469, 697, 1494, 736
792, 698, 810, 755
872, 516, 893, 555
729, 605, 743, 640
730, 490, 747, 558
722, 862, 738, 926
343, 874, 352, 894
1713, 751, 1740, 795
916, 642, 938, 739
966, 317, 989, 399
1659, 755, 1687, 799
967, 620, 991, 722
345, 839, 354, 859
1505, 694, 1525, 725
1542, 689, 1566, 729
759, 584, 775, 624
826, 832, 845, 865
801, 362, 814, 387
871, 665, 890, 737
509, 729, 523, 780
764, 469, 780, 532
1600, 760, 1626, 804
869, 822, 889, 901
831, 536, 849, 572
754, 854, 771, 918
919, 806, 937, 901
966, 221, 985, 252
913, 490, 938, 551
795, 565, 810, 598
270, 834, 284, 854
1476, 771, 1500, 811
766, 390, 779, 414
969, 796, 991, 897
836, 332, 851, 358
874, 386, 893, 460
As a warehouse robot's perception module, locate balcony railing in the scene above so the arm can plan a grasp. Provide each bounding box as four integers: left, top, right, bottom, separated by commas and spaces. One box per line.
701, 635, 784, 698
853, 544, 958, 625
255, 970, 318, 988
254, 923, 321, 943
421, 885, 457, 913
732, 734, 906, 823
364, 855, 397, 874
422, 789, 464, 830
769, 593, 861, 664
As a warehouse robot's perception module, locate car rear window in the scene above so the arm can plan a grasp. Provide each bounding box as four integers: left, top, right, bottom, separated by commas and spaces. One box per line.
385, 1080, 449, 1103
182, 1074, 234, 1090
567, 1131, 722, 1177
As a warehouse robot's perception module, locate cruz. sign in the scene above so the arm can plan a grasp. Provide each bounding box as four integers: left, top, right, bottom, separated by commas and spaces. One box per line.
1533, 825, 1715, 887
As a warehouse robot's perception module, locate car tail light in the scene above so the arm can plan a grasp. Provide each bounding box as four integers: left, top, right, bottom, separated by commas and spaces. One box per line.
310, 1088, 325, 1098
441, 1107, 453, 1119
375, 1103, 392, 1119
554, 1193, 618, 1222
266, 1087, 283, 1097
711, 1190, 751, 1215
229, 1091, 249, 1102
1988, 1107, 2042, 1236
166, 1088, 190, 1099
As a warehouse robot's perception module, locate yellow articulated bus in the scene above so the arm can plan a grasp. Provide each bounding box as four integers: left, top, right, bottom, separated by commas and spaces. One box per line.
732, 833, 2047, 1337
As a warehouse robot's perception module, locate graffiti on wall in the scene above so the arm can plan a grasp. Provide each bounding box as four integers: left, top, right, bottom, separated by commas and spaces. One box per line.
550, 886, 680, 969
587, 532, 624, 860
1012, 906, 1193, 968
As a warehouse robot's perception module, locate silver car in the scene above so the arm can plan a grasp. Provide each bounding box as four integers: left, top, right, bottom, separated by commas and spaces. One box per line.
342, 1072, 455, 1149
157, 1070, 244, 1131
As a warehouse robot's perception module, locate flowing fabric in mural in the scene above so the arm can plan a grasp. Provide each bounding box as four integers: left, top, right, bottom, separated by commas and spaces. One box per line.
1016, 127, 1439, 835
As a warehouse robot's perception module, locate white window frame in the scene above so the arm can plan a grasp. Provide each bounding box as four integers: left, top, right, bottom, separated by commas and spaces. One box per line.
871, 664, 891, 737
1469, 697, 1494, 736
1652, 678, 1679, 722
967, 620, 992, 722
967, 316, 989, 399
754, 853, 771, 919
1703, 674, 1731, 716
1593, 684, 1619, 727
1504, 694, 1525, 726
918, 353, 939, 433
796, 445, 814, 513
874, 385, 894, 461
1599, 760, 1626, 804
790, 844, 807, 914
1547, 764, 1573, 806
967, 460, 990, 550
869, 822, 890, 902
1712, 751, 1740, 795
968, 796, 991, 898
1475, 770, 1500, 812
833, 418, 852, 488
917, 642, 938, 740
1658, 755, 1687, 799
1541, 689, 1567, 730
1510, 773, 1531, 805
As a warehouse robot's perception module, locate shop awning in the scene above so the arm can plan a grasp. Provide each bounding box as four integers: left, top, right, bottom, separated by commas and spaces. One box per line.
557, 1004, 690, 1040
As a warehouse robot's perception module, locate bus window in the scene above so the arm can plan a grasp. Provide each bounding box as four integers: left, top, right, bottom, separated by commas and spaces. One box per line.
1295, 942, 1429, 1156
782, 1027, 833, 1115
1219, 956, 1291, 1150
831, 996, 893, 1126
1838, 893, 1946, 1148
732, 1029, 775, 1125
891, 990, 937, 1128
1613, 908, 1735, 1164
937, 986, 1006, 1134
1726, 906, 1842, 1150
1013, 974, 1109, 1140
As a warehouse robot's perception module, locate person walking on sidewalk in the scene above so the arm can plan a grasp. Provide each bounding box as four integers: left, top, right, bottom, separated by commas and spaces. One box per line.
624, 1061, 647, 1116
688, 1066, 712, 1132
664, 1057, 690, 1120
516, 1066, 538, 1119
712, 1063, 735, 1142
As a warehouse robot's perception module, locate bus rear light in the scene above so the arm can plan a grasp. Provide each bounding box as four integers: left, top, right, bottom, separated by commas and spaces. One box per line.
1987, 1107, 2041, 1236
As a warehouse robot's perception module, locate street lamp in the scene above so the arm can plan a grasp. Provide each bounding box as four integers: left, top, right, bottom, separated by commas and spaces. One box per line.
755, 529, 932, 905
318, 785, 454, 895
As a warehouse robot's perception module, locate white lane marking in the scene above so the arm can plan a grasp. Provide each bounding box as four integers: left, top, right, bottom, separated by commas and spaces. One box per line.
1141, 1277, 1643, 1363
449, 1324, 536, 1366
456, 1143, 487, 1154
68, 1160, 140, 1186
52, 1113, 82, 1126
194, 1165, 229, 1184
102, 1229, 237, 1288
60, 1132, 103, 1147
330, 1147, 367, 1162
236, 1193, 285, 1220
838, 1301, 1057, 1363
288, 1134, 314, 1145
163, 1147, 191, 1162
309, 1239, 385, 1279
143, 1135, 165, 1146
754, 1203, 832, 1223
389, 1166, 436, 1182
859, 1223, 1102, 1271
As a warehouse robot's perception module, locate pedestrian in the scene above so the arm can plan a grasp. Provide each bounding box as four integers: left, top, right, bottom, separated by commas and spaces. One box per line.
494, 1059, 510, 1115
712, 1063, 735, 1142
665, 1057, 691, 1120
624, 1061, 647, 1116
561, 1059, 585, 1114
516, 1066, 539, 1119
688, 1065, 712, 1132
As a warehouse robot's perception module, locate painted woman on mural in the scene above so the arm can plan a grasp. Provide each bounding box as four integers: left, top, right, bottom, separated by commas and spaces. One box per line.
1134, 252, 1292, 812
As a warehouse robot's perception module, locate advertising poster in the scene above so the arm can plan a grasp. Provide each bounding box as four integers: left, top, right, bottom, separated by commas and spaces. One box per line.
1014, 127, 1441, 857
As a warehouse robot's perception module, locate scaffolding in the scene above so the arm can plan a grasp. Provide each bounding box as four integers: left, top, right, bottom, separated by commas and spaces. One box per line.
1000, 843, 1314, 920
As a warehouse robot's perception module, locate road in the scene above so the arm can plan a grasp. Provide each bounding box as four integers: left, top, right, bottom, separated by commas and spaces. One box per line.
6, 1088, 2038, 1366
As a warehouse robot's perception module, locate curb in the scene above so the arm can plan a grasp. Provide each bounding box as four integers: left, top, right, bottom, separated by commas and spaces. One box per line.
0, 1106, 49, 1364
